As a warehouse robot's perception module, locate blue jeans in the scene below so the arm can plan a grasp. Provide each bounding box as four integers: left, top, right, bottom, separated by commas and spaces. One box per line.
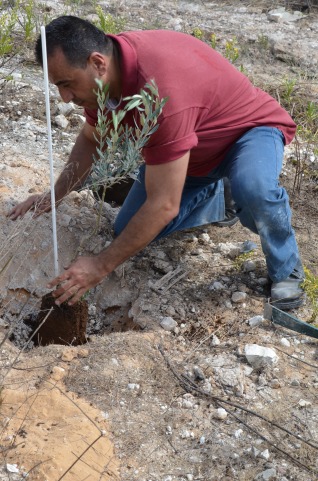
114, 127, 300, 282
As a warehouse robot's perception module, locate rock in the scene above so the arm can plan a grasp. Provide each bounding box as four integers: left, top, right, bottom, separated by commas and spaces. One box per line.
251, 446, 260, 458
6, 464, 19, 473
260, 449, 270, 460
180, 429, 194, 438
280, 337, 291, 347
54, 114, 69, 129
193, 365, 205, 380
160, 316, 177, 331
245, 344, 278, 368
298, 399, 312, 408
241, 240, 257, 253
57, 101, 76, 116
165, 306, 176, 316
61, 348, 77, 362
78, 348, 89, 358
218, 242, 241, 258
58, 213, 72, 227
248, 315, 264, 327
127, 383, 140, 390
210, 334, 220, 346
206, 353, 243, 388
232, 291, 247, 303
199, 232, 210, 243
202, 380, 212, 393
0, 317, 9, 327
243, 259, 256, 272
212, 407, 228, 420
51, 366, 66, 381
209, 281, 225, 291
182, 399, 194, 409
269, 379, 281, 389
268, 7, 304, 23
255, 468, 277, 480
291, 379, 300, 386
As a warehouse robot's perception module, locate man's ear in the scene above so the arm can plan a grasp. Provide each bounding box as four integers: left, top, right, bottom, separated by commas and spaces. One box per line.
88, 52, 108, 75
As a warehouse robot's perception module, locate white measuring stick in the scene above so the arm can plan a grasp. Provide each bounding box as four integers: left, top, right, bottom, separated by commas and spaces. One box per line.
41, 26, 59, 277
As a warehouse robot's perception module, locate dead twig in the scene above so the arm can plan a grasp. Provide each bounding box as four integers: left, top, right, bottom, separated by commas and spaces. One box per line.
57, 433, 103, 481
274, 345, 318, 369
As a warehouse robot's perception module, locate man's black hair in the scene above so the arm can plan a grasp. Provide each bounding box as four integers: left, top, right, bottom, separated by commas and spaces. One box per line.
35, 15, 114, 68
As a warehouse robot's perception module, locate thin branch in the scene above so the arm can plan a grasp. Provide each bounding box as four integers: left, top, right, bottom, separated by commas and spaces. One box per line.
57, 434, 103, 481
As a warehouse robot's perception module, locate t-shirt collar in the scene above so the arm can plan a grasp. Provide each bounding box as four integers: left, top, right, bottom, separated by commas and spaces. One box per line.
107, 33, 138, 99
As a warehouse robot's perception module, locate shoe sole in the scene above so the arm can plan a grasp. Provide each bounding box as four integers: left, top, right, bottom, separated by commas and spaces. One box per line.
271, 296, 305, 311
214, 217, 239, 228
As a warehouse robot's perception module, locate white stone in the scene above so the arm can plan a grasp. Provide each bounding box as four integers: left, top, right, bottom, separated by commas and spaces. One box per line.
218, 242, 241, 258
252, 446, 260, 458
280, 337, 291, 347
260, 449, 270, 460
180, 429, 193, 439
298, 399, 312, 408
248, 315, 264, 327
212, 407, 228, 420
199, 233, 210, 243
182, 399, 194, 409
55, 114, 69, 129
210, 334, 220, 346
245, 344, 278, 368
160, 316, 177, 331
127, 383, 140, 390
6, 464, 19, 473
268, 8, 304, 23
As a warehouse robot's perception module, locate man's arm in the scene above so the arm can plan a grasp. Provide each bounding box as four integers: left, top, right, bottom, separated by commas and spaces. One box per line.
8, 122, 98, 219
48, 152, 190, 305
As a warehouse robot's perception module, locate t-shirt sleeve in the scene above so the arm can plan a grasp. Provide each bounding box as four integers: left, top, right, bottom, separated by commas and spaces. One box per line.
142, 108, 201, 164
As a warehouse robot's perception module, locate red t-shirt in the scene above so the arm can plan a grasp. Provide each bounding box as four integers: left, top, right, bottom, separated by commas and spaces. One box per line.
85, 30, 296, 176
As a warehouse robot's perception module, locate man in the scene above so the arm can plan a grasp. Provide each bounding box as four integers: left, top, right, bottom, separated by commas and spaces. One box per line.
8, 16, 304, 310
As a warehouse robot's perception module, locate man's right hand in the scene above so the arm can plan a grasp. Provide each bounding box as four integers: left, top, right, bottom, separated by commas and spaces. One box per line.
7, 193, 52, 220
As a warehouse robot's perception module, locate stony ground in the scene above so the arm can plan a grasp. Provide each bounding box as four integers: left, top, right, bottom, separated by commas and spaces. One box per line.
0, 1, 318, 480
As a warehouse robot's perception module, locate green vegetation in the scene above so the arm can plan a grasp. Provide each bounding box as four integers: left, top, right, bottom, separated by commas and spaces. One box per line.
302, 267, 318, 322
84, 79, 167, 233
87, 79, 167, 197
192, 27, 203, 40
95, 5, 125, 34
224, 37, 240, 64
233, 251, 255, 271
0, 2, 18, 57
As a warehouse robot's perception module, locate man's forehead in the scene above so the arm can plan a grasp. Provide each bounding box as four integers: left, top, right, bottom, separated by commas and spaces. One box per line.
48, 49, 76, 84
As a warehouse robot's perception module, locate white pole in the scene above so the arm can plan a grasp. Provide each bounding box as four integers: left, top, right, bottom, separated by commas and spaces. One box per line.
41, 26, 59, 277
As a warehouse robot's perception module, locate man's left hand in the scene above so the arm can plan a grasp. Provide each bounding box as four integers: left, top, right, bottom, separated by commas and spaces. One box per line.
47, 256, 106, 306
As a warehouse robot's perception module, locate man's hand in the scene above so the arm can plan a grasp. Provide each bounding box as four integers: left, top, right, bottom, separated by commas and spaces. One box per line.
7, 193, 51, 220
47, 256, 107, 306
